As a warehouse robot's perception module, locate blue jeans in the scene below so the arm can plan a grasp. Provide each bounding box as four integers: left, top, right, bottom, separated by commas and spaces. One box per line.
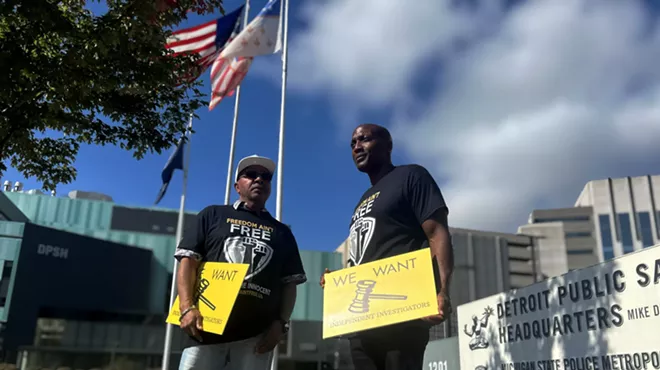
178, 335, 273, 370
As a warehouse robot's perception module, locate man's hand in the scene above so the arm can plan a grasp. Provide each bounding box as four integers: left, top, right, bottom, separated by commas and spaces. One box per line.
180, 307, 204, 342
255, 321, 284, 354
422, 292, 452, 324
319, 268, 332, 289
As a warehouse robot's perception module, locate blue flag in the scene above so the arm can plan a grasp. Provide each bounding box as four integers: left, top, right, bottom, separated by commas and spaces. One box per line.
155, 138, 186, 205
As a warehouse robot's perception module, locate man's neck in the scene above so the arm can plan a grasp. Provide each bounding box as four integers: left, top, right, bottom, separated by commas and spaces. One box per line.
241, 199, 265, 213
368, 163, 395, 185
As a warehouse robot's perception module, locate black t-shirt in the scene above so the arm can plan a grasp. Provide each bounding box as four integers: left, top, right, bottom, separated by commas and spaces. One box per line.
348, 164, 448, 268
174, 201, 307, 345
347, 165, 448, 335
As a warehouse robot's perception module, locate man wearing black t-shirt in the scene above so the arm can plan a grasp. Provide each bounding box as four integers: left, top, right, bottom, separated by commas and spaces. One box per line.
174, 154, 307, 370
322, 124, 454, 370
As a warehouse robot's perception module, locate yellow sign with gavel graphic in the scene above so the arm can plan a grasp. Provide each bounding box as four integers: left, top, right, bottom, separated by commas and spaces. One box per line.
322, 248, 439, 338
166, 262, 248, 335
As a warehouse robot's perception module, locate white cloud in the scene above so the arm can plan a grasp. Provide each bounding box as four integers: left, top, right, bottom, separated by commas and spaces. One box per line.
288, 0, 660, 232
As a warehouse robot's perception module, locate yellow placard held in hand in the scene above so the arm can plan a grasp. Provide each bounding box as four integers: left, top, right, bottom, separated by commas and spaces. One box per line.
322, 249, 438, 338
166, 262, 248, 335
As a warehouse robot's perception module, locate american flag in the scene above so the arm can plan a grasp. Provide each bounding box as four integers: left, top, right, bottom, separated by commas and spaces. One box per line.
165, 5, 244, 81
209, 0, 282, 111
209, 57, 253, 111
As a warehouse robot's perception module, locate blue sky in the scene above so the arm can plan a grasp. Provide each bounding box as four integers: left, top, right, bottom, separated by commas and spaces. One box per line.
5, 0, 660, 252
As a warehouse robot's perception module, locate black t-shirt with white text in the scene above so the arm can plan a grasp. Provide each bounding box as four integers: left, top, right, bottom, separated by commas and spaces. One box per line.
175, 202, 307, 345
347, 165, 448, 334
348, 165, 447, 272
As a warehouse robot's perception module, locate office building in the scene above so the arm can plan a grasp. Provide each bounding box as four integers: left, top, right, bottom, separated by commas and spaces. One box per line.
0, 188, 342, 370
518, 206, 597, 277
519, 175, 660, 277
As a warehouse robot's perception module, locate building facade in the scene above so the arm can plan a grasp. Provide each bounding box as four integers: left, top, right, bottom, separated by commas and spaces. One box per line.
520, 175, 660, 276
518, 206, 598, 277
0, 190, 343, 370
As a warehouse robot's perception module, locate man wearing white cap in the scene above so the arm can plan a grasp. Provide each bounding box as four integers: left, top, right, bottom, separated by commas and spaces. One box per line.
174, 155, 307, 370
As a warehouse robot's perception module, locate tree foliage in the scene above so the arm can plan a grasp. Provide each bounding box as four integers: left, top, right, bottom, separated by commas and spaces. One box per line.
0, 0, 223, 190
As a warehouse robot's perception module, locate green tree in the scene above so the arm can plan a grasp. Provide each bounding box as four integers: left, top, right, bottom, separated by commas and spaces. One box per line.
0, 0, 223, 190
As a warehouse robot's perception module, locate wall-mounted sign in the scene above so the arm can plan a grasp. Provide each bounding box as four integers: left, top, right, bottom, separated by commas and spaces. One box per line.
36, 244, 69, 260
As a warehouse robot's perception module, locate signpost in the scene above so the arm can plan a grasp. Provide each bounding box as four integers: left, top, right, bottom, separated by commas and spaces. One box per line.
166, 262, 248, 335
322, 248, 439, 338
456, 245, 660, 370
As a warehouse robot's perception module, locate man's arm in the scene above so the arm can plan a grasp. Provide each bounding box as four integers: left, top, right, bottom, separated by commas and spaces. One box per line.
405, 165, 453, 294
279, 282, 297, 321
422, 209, 454, 296
174, 210, 208, 312
177, 257, 201, 312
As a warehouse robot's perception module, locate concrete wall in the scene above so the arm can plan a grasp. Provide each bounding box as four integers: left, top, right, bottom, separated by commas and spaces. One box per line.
518, 222, 568, 278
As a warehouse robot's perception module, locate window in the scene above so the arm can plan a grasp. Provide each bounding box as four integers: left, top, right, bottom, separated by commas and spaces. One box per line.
618, 213, 634, 254
0, 261, 12, 307
567, 249, 593, 255
1, 261, 11, 279
565, 231, 591, 238
534, 215, 590, 223
638, 212, 654, 248
599, 215, 615, 261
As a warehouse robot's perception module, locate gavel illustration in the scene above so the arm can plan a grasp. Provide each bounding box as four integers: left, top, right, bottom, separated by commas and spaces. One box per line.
348, 280, 408, 314
195, 278, 217, 311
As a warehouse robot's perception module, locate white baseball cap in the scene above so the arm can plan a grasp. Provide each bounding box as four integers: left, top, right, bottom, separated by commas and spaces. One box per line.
235, 155, 276, 181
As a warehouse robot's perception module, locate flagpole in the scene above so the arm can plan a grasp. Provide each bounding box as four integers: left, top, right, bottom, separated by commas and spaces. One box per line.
272, 0, 290, 368
223, 0, 251, 205
161, 113, 193, 370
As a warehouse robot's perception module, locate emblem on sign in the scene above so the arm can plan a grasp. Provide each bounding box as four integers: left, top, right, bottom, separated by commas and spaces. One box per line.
463, 306, 494, 350
349, 217, 376, 265
223, 236, 274, 280
348, 280, 408, 314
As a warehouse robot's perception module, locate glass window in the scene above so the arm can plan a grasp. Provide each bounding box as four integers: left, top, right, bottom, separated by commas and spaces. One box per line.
638, 212, 654, 248
618, 213, 634, 254
0, 261, 13, 307
1, 261, 11, 279
565, 231, 591, 238
566, 249, 593, 255
534, 216, 590, 223
599, 215, 615, 261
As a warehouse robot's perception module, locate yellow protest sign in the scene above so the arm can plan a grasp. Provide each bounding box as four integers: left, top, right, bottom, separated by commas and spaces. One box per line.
322, 248, 439, 338
166, 262, 248, 335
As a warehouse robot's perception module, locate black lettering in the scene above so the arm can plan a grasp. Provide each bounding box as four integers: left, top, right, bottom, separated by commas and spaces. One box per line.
553, 316, 563, 335
520, 296, 528, 315
637, 263, 650, 287
573, 310, 584, 332
585, 309, 596, 330
562, 313, 574, 334
611, 304, 623, 327
596, 306, 609, 329
212, 269, 238, 281
594, 275, 606, 297
582, 279, 593, 300
497, 303, 505, 319
511, 298, 519, 315
558, 285, 567, 305
613, 270, 626, 292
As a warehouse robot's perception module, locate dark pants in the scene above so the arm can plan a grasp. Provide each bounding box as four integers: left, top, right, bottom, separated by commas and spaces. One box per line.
349, 324, 430, 370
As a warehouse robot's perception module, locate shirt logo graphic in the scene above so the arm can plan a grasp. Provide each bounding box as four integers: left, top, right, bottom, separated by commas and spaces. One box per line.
349, 217, 376, 266
223, 236, 274, 280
